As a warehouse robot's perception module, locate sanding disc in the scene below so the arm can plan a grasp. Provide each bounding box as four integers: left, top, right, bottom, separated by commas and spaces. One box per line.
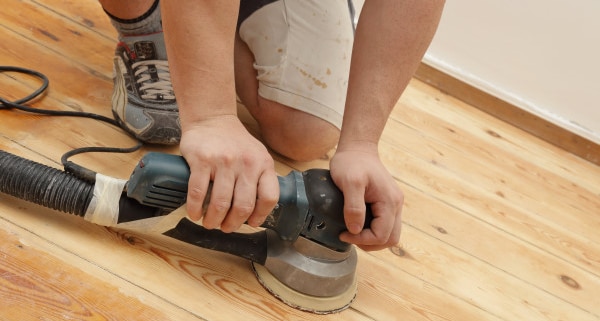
252, 262, 357, 314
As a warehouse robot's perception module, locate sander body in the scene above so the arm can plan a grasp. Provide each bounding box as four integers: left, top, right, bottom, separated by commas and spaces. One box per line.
0, 151, 372, 314
126, 152, 371, 313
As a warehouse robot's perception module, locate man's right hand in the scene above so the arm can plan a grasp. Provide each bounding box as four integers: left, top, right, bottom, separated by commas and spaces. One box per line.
179, 115, 279, 233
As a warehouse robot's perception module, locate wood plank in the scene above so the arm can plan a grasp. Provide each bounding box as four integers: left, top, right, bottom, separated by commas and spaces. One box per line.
414, 63, 600, 166
384, 120, 600, 242
392, 80, 600, 193
0, 0, 114, 109
0, 221, 193, 321
377, 84, 600, 318
351, 248, 503, 321
32, 0, 119, 41
378, 225, 597, 321
394, 124, 600, 227
378, 125, 600, 274
380, 178, 599, 319
394, 80, 600, 193
389, 81, 600, 244
0, 0, 115, 78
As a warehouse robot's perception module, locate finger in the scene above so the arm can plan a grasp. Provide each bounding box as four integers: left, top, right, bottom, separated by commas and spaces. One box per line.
340, 201, 395, 246
185, 166, 212, 221
342, 182, 367, 235
220, 173, 257, 232
203, 170, 234, 229
354, 210, 402, 251
247, 169, 279, 227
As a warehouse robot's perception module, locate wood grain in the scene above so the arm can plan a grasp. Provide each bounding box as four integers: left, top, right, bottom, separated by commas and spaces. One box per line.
1, 0, 599, 320
415, 63, 600, 166
0, 226, 177, 321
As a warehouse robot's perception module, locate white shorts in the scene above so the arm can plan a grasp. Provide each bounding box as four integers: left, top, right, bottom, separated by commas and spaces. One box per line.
238, 0, 356, 129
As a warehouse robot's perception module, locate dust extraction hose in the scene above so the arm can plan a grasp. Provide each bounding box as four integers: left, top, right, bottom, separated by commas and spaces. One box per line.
0, 150, 94, 216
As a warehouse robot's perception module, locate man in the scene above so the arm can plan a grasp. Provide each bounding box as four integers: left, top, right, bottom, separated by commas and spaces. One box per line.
100, 0, 445, 251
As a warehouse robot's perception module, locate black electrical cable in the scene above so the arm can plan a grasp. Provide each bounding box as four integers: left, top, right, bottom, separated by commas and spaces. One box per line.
0, 66, 143, 181
0, 66, 48, 105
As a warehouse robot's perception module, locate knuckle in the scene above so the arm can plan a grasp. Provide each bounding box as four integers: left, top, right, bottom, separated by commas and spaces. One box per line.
247, 213, 267, 227
240, 151, 273, 170
260, 193, 279, 207
240, 152, 264, 167
217, 153, 235, 167
220, 220, 240, 233
346, 204, 366, 216
188, 186, 207, 198
240, 153, 254, 167
262, 156, 275, 167
211, 198, 231, 213
232, 202, 254, 217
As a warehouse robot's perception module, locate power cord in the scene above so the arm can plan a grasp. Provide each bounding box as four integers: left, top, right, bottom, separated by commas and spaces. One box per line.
0, 66, 143, 182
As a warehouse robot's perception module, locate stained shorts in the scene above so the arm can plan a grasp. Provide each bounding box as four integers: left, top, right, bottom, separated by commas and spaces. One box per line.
238, 0, 356, 129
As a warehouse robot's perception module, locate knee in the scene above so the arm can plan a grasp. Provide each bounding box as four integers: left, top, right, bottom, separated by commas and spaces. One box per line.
262, 121, 340, 162
248, 99, 340, 162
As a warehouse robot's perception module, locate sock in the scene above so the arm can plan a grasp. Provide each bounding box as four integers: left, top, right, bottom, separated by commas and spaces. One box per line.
104, 0, 162, 38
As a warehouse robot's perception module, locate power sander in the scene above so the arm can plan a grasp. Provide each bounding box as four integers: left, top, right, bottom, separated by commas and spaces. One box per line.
0, 150, 372, 314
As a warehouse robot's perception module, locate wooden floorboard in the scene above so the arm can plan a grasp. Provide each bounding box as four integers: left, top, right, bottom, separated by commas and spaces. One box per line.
414, 63, 600, 166
1, 1, 599, 320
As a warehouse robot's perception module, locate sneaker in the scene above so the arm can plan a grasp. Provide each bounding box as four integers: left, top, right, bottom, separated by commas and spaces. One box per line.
111, 32, 181, 145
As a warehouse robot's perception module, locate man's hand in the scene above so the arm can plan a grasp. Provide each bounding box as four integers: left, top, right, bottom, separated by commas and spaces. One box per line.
163, 1, 276, 233
179, 115, 279, 233
330, 144, 403, 251
328, 0, 442, 251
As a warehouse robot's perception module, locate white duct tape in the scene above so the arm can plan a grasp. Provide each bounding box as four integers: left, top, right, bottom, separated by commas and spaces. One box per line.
84, 173, 127, 227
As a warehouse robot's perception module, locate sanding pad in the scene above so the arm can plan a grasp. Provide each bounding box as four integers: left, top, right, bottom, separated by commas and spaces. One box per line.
252, 262, 357, 314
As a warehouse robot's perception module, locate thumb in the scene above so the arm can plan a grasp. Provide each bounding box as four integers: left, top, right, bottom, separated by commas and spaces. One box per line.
342, 184, 367, 235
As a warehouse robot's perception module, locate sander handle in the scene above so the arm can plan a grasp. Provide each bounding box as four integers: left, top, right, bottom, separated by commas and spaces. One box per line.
124, 152, 373, 251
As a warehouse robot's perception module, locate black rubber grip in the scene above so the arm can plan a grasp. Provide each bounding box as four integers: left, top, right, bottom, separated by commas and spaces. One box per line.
163, 218, 268, 265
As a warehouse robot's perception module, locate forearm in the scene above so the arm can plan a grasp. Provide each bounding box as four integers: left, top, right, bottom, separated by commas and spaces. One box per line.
161, 0, 240, 128
338, 0, 445, 150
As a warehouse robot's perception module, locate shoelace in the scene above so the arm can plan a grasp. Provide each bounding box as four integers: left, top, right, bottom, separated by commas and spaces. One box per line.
132, 60, 175, 100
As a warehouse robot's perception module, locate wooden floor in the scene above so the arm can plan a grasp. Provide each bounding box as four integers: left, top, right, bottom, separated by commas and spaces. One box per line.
2, 1, 599, 320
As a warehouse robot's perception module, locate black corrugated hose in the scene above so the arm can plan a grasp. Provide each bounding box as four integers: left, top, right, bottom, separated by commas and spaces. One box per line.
0, 150, 94, 216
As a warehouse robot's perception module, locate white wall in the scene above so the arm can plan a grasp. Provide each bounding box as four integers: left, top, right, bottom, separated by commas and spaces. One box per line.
423, 0, 600, 144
